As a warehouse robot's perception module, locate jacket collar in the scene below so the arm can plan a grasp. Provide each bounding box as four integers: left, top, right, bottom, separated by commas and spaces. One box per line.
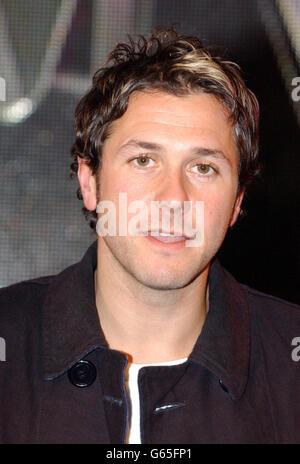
189, 257, 250, 400
42, 240, 106, 380
42, 240, 250, 400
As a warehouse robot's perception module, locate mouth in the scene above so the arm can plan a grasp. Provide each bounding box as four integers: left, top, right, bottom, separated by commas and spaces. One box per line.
148, 233, 186, 243
143, 230, 189, 249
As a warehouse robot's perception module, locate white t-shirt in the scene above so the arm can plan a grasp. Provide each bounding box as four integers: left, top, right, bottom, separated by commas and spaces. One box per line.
125, 357, 188, 444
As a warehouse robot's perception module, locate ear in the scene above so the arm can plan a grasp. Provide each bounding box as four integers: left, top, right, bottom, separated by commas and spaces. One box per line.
77, 156, 97, 211
229, 187, 245, 227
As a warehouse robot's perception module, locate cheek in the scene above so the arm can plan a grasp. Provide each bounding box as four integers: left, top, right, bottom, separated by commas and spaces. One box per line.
203, 190, 236, 229
99, 166, 129, 199
98, 169, 155, 233
100, 171, 155, 206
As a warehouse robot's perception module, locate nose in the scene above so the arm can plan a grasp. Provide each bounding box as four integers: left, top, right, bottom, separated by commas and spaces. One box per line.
153, 169, 189, 206
149, 170, 190, 232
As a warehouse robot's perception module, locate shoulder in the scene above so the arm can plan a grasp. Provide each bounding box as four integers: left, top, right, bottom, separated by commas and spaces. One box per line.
0, 274, 55, 326
214, 258, 299, 319
240, 283, 300, 341
242, 283, 299, 308
0, 274, 54, 303
241, 283, 300, 315
0, 252, 86, 325
0, 275, 57, 365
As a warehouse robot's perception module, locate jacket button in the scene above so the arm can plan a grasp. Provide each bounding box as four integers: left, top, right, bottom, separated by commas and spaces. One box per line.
68, 360, 97, 388
219, 379, 229, 393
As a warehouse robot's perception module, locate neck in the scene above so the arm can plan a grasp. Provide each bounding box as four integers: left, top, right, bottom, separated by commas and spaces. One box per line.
94, 239, 210, 364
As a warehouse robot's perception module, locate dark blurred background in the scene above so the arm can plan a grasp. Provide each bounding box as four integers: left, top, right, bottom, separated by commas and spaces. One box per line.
0, 0, 299, 303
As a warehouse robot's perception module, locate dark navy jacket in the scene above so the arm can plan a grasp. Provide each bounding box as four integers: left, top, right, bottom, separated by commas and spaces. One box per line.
0, 240, 299, 443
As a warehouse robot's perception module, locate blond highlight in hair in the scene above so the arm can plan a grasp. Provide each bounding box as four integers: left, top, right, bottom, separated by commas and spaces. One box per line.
70, 28, 260, 231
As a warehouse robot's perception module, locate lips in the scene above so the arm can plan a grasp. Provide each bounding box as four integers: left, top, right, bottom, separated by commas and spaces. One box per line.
142, 231, 188, 250
151, 235, 186, 243
146, 229, 190, 240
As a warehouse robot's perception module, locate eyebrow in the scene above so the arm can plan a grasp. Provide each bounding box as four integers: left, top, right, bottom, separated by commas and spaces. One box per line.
117, 139, 231, 164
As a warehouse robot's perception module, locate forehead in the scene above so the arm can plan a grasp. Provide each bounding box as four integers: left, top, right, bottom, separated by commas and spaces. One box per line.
113, 90, 231, 127
105, 90, 237, 159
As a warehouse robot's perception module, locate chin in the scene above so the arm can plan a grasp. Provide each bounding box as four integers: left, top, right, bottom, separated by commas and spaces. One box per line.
133, 267, 201, 291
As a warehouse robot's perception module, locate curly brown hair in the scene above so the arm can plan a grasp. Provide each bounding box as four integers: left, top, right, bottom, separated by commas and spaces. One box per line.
70, 28, 260, 231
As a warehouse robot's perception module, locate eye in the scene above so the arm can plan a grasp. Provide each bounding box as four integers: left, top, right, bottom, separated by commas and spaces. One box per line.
191, 163, 216, 175
131, 155, 154, 167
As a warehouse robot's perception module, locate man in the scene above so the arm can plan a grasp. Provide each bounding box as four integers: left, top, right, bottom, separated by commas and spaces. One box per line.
0, 29, 299, 444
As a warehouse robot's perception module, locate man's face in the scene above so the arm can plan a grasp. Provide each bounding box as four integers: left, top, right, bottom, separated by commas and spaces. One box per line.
94, 90, 244, 290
